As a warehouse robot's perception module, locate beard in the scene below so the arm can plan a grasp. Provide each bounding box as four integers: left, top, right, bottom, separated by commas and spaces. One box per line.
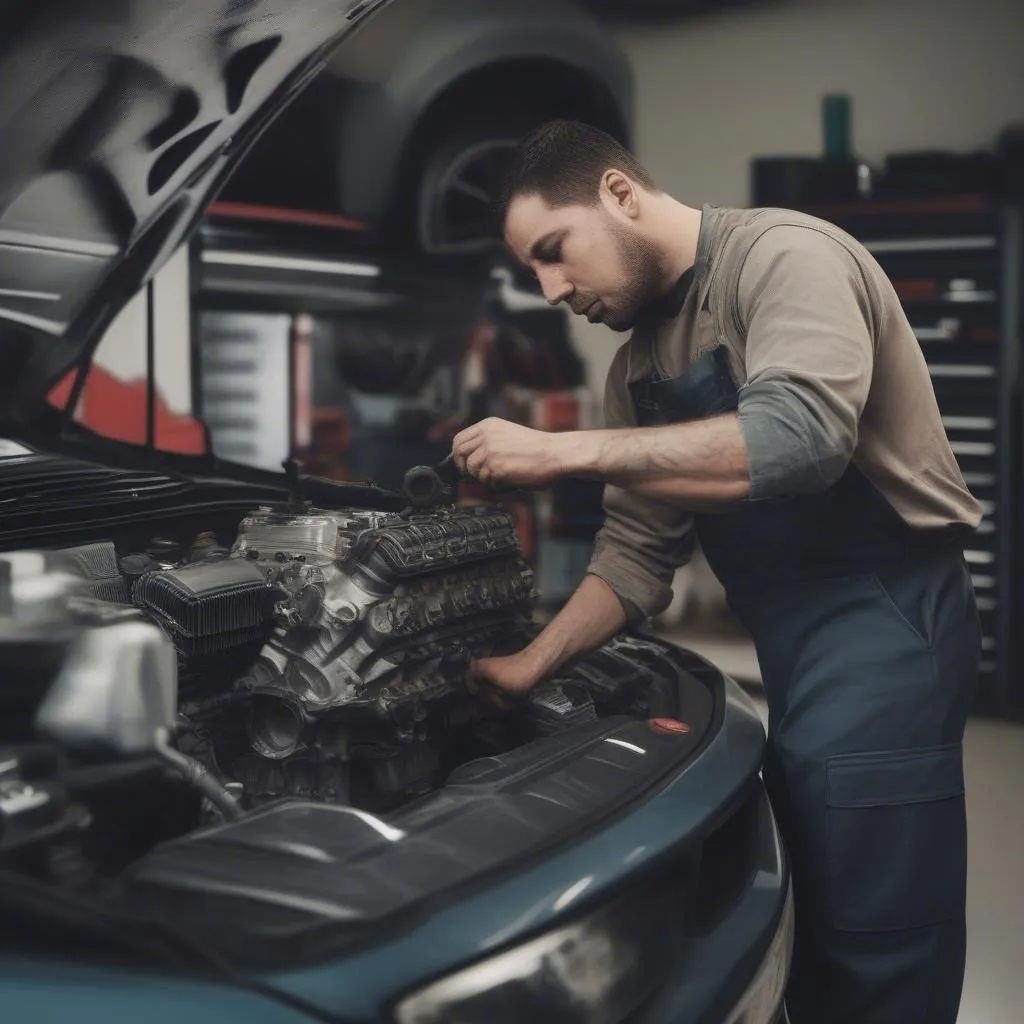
598, 217, 666, 332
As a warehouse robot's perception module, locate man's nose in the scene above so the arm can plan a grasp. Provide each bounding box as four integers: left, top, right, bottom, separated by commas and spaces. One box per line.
537, 268, 573, 306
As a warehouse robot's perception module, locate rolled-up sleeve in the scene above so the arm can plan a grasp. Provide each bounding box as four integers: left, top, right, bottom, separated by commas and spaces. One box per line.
586, 346, 696, 622
736, 225, 880, 500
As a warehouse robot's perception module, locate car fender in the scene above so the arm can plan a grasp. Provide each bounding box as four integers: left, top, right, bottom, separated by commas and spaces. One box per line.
325, 0, 634, 222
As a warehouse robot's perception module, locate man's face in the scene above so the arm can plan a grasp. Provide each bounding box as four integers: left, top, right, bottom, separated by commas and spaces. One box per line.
504, 190, 663, 333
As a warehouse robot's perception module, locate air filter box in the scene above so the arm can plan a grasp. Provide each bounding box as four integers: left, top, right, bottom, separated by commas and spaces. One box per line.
134, 560, 275, 665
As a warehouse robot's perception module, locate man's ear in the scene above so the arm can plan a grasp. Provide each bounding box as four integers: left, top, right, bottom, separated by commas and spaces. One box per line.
602, 170, 640, 218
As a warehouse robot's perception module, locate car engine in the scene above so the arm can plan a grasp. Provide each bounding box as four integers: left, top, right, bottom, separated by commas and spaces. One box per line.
129, 501, 545, 810
0, 498, 684, 835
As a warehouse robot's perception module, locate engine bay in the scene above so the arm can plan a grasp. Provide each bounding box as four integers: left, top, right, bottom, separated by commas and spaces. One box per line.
0, 497, 704, 895
136, 502, 541, 811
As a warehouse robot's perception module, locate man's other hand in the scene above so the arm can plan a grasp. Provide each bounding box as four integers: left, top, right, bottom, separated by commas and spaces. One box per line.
452, 417, 568, 488
470, 652, 541, 705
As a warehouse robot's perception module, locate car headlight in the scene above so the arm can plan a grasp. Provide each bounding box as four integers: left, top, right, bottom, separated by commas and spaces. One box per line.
395, 877, 794, 1024
393, 883, 670, 1024
724, 881, 794, 1024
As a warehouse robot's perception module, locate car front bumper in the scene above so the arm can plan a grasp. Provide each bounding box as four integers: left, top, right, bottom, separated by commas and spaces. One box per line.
273, 672, 790, 1024
0, 672, 789, 1024
392, 779, 792, 1024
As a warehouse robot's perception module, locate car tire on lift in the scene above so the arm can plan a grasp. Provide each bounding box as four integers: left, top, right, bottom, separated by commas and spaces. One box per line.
410, 109, 540, 257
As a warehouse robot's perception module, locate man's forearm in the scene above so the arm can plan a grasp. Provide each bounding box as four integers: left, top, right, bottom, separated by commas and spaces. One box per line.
560, 413, 751, 506
516, 574, 627, 685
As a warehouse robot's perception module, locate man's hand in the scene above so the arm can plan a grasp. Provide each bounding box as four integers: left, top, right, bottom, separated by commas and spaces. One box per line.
467, 575, 628, 712
470, 652, 542, 703
452, 418, 568, 488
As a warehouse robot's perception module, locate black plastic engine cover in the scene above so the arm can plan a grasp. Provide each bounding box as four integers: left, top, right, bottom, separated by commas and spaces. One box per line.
122, 638, 721, 971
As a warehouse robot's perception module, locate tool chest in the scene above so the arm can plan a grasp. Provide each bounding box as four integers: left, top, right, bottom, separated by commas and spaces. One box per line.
808, 197, 1021, 717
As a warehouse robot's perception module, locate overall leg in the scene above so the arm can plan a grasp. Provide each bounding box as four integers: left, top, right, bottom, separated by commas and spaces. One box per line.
749, 553, 980, 1024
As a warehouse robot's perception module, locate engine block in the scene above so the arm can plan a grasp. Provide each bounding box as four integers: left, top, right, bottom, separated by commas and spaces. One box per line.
221, 504, 536, 760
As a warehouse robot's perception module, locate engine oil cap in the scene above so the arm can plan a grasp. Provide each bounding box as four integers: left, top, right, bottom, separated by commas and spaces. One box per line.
648, 717, 691, 736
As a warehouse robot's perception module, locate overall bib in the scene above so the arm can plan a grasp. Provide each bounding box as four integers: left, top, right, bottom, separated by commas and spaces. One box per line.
630, 346, 981, 1024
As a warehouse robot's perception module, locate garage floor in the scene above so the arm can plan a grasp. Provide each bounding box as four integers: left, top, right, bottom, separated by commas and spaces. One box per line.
658, 624, 1024, 1024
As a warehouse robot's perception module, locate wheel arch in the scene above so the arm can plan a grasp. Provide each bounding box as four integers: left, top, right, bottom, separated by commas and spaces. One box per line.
394, 54, 632, 183
395, 56, 633, 251
330, 5, 634, 226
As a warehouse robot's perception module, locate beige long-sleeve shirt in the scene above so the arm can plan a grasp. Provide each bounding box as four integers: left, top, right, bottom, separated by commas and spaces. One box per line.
587, 204, 981, 620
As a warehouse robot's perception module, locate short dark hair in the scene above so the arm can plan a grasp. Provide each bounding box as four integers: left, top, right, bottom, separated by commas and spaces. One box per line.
497, 119, 658, 224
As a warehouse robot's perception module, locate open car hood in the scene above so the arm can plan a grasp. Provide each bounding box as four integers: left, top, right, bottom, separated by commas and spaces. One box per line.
0, 0, 388, 429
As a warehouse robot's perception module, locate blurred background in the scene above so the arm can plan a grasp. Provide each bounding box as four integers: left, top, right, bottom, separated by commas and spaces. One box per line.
54, 0, 1024, 685
45, 5, 1023, 1016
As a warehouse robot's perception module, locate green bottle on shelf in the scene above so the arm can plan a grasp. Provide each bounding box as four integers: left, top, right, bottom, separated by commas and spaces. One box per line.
822, 92, 871, 198
823, 93, 852, 160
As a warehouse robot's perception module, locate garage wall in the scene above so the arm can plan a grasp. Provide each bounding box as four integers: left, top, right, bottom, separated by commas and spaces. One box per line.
572, 0, 1024, 402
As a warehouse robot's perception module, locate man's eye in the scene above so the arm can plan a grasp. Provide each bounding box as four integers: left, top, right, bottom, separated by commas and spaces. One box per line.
540, 244, 562, 263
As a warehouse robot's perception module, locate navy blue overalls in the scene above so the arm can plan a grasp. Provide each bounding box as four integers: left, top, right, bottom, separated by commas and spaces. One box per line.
630, 345, 981, 1024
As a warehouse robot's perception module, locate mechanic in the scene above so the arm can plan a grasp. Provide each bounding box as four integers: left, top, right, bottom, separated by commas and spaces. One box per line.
451, 120, 982, 1024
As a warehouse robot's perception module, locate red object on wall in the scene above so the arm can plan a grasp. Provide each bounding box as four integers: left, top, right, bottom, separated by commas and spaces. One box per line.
206, 201, 370, 234
534, 393, 580, 433
48, 367, 207, 455
47, 374, 77, 415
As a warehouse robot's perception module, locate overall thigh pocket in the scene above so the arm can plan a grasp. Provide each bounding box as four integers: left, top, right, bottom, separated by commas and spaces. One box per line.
825, 744, 967, 932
